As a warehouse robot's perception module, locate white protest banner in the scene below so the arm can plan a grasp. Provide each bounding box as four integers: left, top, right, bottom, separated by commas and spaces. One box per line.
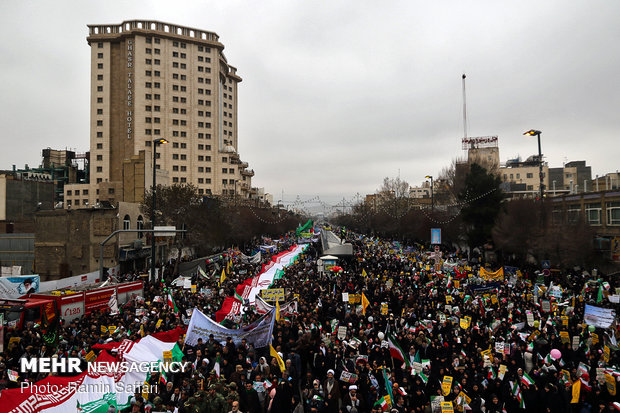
183, 278, 192, 289
584, 304, 616, 329
572, 336, 580, 350
339, 370, 358, 384
542, 300, 551, 313
526, 311, 534, 327
412, 361, 423, 374
495, 341, 505, 354
185, 307, 275, 348
0, 275, 40, 298
342, 292, 349, 302
337, 326, 347, 340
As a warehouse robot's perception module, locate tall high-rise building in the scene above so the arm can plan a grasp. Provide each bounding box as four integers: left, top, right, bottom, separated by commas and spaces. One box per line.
64, 20, 255, 208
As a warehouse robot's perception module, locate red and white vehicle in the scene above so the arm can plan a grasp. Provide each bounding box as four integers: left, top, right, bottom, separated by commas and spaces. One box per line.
0, 281, 143, 330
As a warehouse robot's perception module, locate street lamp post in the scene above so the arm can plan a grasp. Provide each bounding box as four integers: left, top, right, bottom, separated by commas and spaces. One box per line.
425, 175, 434, 211
523, 130, 544, 200
151, 138, 168, 283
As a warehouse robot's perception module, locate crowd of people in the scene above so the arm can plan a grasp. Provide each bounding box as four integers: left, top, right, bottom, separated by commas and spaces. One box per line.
1, 228, 619, 413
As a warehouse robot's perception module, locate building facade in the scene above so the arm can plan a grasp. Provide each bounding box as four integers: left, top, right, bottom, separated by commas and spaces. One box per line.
64, 20, 256, 208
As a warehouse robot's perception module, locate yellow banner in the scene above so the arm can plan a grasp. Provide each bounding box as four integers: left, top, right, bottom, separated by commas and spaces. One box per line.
446, 296, 454, 304
560, 331, 570, 344
381, 303, 389, 315
85, 350, 96, 363
605, 373, 616, 396
441, 401, 454, 413
441, 376, 453, 396
101, 326, 107, 334
156, 319, 163, 329
479, 267, 504, 280
163, 350, 172, 365
348, 294, 361, 304
592, 333, 599, 345
603, 345, 610, 362
261, 288, 285, 302
459, 316, 471, 330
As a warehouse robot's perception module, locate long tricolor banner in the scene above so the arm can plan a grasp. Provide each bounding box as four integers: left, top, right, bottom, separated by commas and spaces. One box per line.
215, 244, 306, 322
1, 328, 185, 413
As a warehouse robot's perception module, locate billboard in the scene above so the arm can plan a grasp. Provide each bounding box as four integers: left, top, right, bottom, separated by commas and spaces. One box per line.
431, 228, 441, 245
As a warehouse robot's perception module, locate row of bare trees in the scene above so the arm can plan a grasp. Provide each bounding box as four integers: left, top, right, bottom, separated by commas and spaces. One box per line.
141, 184, 301, 260
335, 163, 603, 268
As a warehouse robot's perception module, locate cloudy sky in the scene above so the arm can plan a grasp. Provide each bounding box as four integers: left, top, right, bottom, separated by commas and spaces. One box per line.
1, 1, 619, 208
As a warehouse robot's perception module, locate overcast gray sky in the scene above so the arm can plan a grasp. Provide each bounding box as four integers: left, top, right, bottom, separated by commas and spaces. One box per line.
1, 1, 619, 208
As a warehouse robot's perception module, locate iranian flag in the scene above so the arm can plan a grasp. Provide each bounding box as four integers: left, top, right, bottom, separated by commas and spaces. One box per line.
418, 371, 429, 384
1, 328, 186, 413
521, 372, 535, 386
167, 292, 179, 315
511, 381, 525, 409
387, 333, 410, 368
376, 396, 389, 411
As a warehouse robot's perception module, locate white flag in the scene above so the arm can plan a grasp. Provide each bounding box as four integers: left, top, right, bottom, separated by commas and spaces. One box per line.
108, 292, 119, 315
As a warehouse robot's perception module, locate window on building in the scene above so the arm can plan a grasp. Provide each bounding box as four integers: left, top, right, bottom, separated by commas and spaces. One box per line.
97, 63, 103, 69
97, 86, 103, 92
606, 202, 620, 226
222, 157, 228, 163
67, 190, 72, 196
97, 97, 103, 103
96, 155, 103, 161
75, 200, 80, 206
222, 179, 228, 185
172, 154, 179, 160
229, 168, 235, 174
180, 155, 186, 160
146, 48, 152, 54
222, 168, 227, 174
137, 216, 144, 238
585, 203, 601, 225
154, 59, 160, 65
146, 82, 152, 88
97, 109, 103, 115
97, 131, 103, 138
96, 178, 102, 183
123, 215, 131, 230
145, 58, 152, 64
97, 143, 103, 149
172, 165, 179, 171
97, 53, 103, 58
96, 166, 103, 172
205, 167, 211, 173
527, 173, 533, 179
108, 188, 115, 194
173, 177, 179, 183
567, 205, 581, 224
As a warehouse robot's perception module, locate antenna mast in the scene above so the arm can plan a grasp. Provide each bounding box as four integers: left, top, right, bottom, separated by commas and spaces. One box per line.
462, 74, 468, 141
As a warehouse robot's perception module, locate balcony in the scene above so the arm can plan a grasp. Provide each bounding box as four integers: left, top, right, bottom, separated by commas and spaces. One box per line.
241, 169, 254, 177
